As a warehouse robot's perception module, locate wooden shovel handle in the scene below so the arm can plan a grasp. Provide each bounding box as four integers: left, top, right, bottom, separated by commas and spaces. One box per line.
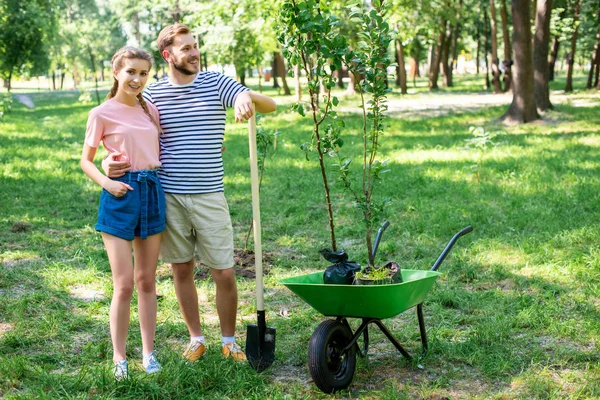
247, 104, 264, 311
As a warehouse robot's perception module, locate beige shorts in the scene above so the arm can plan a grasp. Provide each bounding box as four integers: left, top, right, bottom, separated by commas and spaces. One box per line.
160, 192, 234, 269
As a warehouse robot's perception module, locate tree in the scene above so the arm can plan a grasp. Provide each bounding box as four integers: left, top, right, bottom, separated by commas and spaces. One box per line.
565, 0, 582, 92
490, 0, 504, 93
501, 0, 540, 123
586, 1, 600, 89
0, 0, 58, 91
534, 0, 554, 110
278, 0, 347, 251
499, 0, 513, 91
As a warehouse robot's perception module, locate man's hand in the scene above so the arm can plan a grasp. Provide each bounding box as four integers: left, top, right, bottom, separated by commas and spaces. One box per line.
234, 91, 254, 122
101, 152, 131, 178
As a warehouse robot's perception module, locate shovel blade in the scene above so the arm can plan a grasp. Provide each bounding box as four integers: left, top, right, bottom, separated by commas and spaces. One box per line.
246, 323, 276, 372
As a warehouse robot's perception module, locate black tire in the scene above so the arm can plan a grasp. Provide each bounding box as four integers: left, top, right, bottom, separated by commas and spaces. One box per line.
308, 319, 357, 394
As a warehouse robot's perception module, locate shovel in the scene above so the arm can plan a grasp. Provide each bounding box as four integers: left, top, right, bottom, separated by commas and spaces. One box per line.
245, 105, 276, 372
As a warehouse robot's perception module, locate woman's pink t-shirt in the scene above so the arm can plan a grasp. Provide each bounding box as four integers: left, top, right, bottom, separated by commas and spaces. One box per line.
85, 98, 161, 171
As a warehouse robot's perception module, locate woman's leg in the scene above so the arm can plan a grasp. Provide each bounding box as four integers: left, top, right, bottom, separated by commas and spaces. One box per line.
102, 233, 134, 362
133, 233, 161, 356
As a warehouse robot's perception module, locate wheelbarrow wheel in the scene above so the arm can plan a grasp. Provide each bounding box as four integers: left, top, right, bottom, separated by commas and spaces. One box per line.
308, 319, 356, 394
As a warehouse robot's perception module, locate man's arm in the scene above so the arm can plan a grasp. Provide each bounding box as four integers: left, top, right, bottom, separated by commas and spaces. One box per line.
234, 90, 276, 122
101, 152, 131, 178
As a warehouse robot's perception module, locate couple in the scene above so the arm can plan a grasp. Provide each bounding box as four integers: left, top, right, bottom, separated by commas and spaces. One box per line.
80, 23, 276, 379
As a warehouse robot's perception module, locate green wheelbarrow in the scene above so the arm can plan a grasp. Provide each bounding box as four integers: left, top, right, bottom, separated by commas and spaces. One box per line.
281, 226, 473, 394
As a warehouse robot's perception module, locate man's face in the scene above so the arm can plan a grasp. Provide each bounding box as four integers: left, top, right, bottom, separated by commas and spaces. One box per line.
166, 34, 200, 75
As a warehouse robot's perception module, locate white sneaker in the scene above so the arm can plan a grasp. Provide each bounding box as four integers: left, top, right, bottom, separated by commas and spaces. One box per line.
143, 350, 162, 374
113, 359, 128, 380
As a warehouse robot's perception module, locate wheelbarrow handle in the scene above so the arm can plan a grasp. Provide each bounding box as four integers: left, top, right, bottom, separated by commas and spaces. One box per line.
431, 226, 473, 271
371, 220, 390, 261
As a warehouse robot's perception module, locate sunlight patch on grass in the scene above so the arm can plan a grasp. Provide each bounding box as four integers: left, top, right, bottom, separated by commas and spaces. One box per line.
578, 135, 600, 147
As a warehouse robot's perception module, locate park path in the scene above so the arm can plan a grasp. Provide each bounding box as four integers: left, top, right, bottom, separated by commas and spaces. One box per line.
14, 94, 35, 109
338, 90, 600, 118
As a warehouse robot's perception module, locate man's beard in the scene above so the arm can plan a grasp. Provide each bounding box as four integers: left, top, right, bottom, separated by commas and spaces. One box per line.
173, 58, 198, 76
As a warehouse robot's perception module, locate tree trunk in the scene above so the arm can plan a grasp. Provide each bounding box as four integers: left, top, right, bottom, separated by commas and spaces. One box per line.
337, 68, 345, 89
395, 38, 408, 94
490, 0, 503, 93
476, 22, 481, 74
239, 73, 246, 86
275, 52, 291, 95
7, 70, 12, 92
565, 0, 581, 92
52, 71, 56, 91
548, 36, 560, 81
87, 46, 101, 105
271, 53, 280, 89
441, 21, 454, 87
294, 64, 302, 101
346, 71, 358, 95
450, 17, 461, 73
500, 0, 513, 91
534, 0, 554, 111
429, 18, 446, 89
60, 71, 65, 89
483, 3, 491, 89
502, 0, 540, 123
586, 4, 600, 89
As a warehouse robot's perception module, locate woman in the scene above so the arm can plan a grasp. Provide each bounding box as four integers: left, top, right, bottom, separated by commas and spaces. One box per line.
80, 46, 164, 379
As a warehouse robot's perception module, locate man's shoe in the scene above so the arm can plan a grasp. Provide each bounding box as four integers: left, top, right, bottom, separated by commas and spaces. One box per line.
113, 359, 128, 381
143, 350, 162, 374
222, 342, 247, 362
183, 340, 206, 362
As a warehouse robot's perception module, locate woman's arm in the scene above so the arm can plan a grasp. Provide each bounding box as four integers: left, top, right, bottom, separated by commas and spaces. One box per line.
81, 144, 133, 197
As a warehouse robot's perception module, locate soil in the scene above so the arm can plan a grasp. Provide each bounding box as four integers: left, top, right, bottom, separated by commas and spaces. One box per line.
193, 248, 274, 280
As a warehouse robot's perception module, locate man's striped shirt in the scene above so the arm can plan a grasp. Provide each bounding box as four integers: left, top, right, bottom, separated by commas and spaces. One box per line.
143, 71, 248, 194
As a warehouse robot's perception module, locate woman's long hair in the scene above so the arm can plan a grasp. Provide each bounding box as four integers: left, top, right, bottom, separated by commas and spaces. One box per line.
108, 46, 162, 134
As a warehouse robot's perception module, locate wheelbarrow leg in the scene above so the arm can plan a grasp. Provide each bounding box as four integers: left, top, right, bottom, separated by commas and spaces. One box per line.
372, 320, 413, 360
417, 303, 429, 360
338, 317, 369, 357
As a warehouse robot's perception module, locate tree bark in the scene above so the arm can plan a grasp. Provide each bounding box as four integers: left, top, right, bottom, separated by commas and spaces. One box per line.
441, 21, 454, 87
502, 0, 539, 123
534, 0, 554, 111
450, 15, 461, 74
490, 0, 503, 93
586, 3, 600, 89
271, 53, 280, 89
337, 68, 345, 89
395, 38, 408, 94
500, 0, 513, 91
502, 0, 540, 123
429, 18, 446, 90
483, 3, 491, 89
548, 35, 560, 81
565, 0, 581, 92
275, 52, 291, 95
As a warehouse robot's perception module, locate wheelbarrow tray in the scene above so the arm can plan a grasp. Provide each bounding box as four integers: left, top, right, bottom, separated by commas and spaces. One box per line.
281, 269, 441, 320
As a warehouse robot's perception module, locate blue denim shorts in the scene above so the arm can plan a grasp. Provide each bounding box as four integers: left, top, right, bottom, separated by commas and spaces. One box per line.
95, 170, 166, 241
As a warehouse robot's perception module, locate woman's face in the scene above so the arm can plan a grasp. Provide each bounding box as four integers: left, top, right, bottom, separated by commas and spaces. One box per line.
114, 58, 151, 98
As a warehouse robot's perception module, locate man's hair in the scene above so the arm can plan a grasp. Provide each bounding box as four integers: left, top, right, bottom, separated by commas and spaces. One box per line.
157, 23, 191, 55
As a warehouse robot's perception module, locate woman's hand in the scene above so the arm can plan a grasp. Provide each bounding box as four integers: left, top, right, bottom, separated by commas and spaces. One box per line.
103, 179, 134, 197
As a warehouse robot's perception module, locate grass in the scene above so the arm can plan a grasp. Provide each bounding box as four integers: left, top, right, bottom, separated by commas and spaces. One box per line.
1, 74, 600, 399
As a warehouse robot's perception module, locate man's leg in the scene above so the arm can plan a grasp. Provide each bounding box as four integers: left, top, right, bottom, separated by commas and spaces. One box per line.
209, 267, 237, 337
172, 259, 203, 337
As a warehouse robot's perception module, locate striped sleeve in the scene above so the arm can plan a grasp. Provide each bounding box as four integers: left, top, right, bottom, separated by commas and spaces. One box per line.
216, 73, 249, 108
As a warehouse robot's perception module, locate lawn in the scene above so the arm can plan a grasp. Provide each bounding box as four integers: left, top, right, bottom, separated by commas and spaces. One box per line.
1, 74, 600, 399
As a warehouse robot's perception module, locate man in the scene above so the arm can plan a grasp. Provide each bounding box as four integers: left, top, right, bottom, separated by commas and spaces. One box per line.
103, 23, 276, 362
